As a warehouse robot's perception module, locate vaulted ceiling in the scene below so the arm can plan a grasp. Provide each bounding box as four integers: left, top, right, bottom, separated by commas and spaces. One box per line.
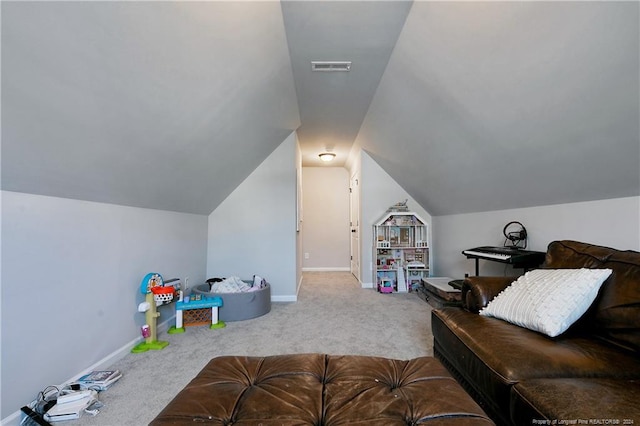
2, 1, 638, 216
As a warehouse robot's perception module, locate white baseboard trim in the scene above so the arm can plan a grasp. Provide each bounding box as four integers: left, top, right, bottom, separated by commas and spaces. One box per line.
361, 282, 374, 289
302, 267, 350, 272
2, 316, 176, 426
272, 295, 297, 302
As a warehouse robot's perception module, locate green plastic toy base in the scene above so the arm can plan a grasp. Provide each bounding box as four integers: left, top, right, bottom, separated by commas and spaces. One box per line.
131, 340, 169, 353
167, 326, 185, 334
210, 321, 226, 329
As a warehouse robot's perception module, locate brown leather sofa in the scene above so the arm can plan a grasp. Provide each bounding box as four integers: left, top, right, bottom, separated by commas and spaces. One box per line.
150, 353, 495, 425
432, 240, 640, 425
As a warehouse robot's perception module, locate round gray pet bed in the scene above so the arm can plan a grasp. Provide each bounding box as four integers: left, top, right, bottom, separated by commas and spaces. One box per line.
192, 282, 271, 322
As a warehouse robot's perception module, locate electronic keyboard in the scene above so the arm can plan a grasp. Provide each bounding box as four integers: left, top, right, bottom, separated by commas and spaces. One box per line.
462, 246, 526, 262
462, 246, 546, 275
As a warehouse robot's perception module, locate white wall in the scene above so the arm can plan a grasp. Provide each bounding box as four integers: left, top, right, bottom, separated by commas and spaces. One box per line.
359, 152, 433, 287
207, 132, 298, 301
433, 196, 640, 279
1, 191, 208, 420
301, 167, 350, 271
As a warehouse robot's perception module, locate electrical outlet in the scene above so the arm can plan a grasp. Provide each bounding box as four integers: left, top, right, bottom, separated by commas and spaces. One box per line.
304, 253, 309, 259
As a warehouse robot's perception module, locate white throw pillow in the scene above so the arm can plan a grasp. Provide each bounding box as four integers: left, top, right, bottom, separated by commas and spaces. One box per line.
479, 268, 612, 337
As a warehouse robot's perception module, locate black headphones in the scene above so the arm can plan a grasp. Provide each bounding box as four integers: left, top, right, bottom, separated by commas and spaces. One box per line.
503, 221, 527, 249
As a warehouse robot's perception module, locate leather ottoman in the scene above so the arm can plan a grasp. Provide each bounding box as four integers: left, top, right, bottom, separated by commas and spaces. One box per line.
150, 353, 494, 425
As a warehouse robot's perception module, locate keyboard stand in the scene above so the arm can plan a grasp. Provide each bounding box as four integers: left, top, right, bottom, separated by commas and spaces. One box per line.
471, 257, 483, 276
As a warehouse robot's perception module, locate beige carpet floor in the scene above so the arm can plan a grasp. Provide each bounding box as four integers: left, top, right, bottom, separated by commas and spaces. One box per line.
68, 271, 434, 425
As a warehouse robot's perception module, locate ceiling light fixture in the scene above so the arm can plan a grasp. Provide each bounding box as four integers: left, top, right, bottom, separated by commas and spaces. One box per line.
319, 152, 336, 162
311, 61, 352, 72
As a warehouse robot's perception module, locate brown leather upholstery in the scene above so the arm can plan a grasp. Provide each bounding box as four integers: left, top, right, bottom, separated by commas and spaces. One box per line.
510, 378, 640, 424
433, 309, 640, 424
150, 353, 495, 425
543, 240, 640, 352
433, 240, 640, 425
461, 276, 514, 313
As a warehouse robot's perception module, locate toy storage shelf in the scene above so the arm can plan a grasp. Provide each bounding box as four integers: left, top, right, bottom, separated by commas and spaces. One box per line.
374, 211, 429, 293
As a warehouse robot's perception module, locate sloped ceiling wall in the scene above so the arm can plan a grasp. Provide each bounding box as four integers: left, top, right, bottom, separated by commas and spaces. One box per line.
357, 1, 639, 216
3, 1, 638, 217
281, 0, 412, 166
2, 1, 300, 214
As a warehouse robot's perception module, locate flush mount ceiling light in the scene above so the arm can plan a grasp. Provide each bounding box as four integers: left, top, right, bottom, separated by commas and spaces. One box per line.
311, 61, 352, 72
319, 152, 336, 162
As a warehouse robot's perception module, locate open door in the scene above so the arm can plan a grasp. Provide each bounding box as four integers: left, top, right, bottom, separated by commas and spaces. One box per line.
349, 171, 360, 281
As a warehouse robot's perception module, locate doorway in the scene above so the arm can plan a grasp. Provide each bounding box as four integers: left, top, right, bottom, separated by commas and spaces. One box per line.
350, 171, 360, 281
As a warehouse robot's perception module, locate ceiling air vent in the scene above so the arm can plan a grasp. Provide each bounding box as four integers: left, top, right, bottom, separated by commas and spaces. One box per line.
311, 61, 352, 72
